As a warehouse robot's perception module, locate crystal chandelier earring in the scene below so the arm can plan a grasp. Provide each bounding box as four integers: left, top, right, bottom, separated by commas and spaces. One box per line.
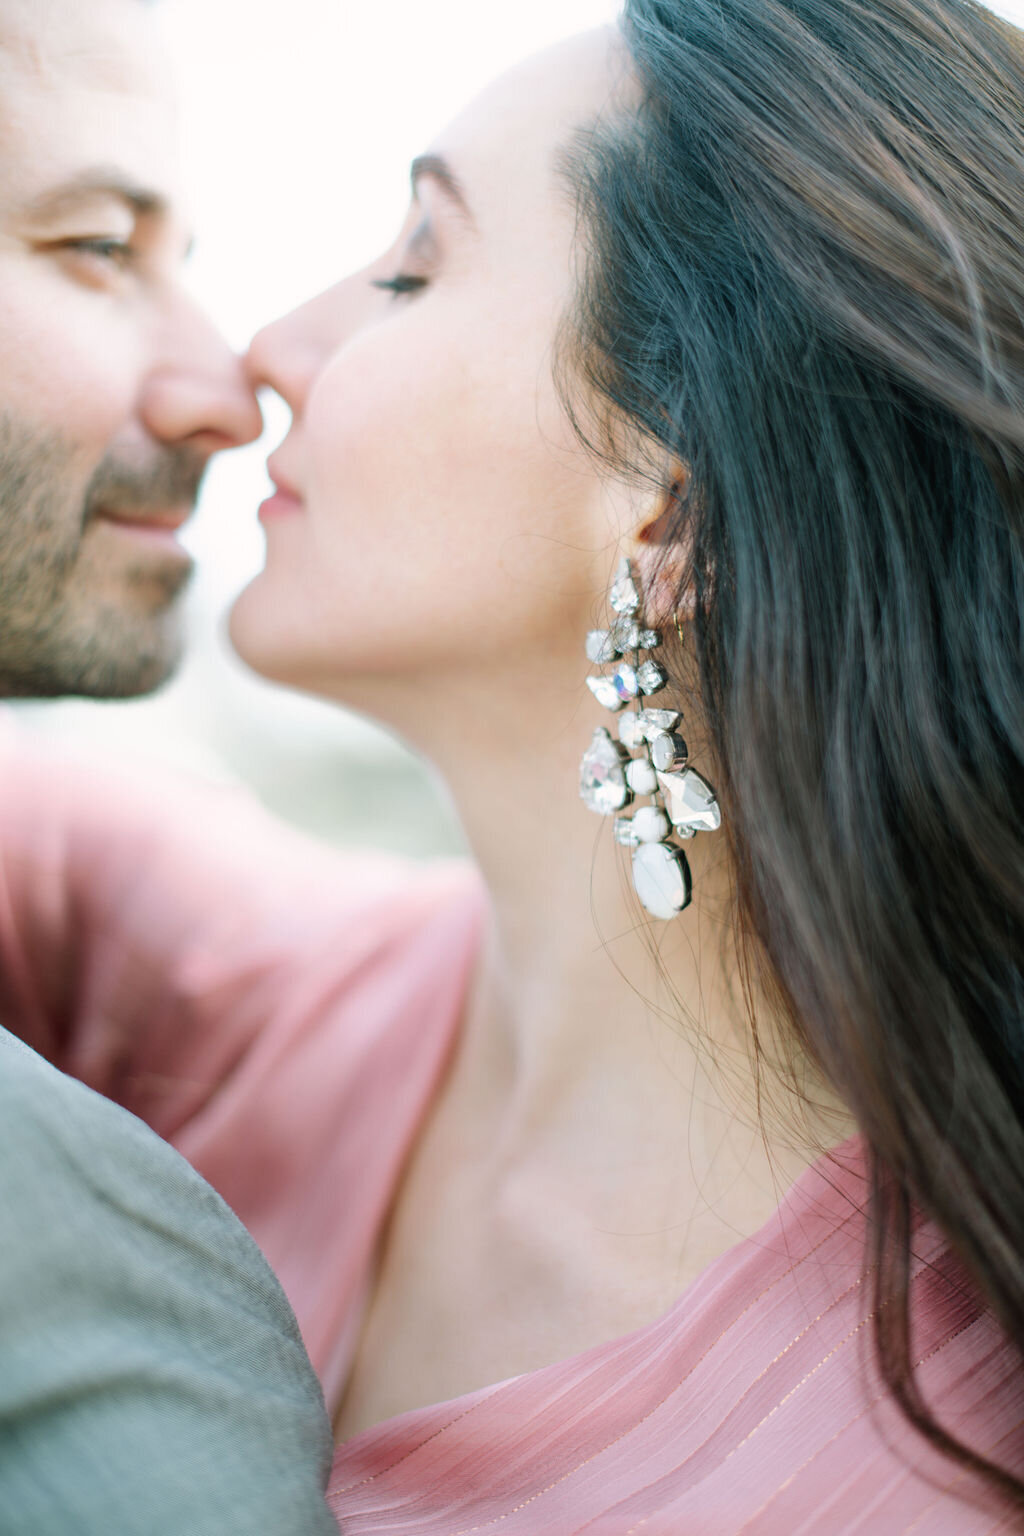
579, 558, 721, 919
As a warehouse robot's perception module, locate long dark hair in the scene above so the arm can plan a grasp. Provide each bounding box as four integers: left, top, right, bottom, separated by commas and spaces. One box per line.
560, 0, 1024, 1506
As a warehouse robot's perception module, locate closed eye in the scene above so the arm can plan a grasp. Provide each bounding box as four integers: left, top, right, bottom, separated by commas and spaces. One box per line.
371, 274, 428, 297
58, 237, 135, 267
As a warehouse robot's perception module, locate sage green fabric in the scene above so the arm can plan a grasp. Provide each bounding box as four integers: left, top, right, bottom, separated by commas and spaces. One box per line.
0, 1027, 337, 1535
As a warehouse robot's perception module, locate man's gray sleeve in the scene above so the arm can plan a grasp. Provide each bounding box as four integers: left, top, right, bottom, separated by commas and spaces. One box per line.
0, 1027, 337, 1536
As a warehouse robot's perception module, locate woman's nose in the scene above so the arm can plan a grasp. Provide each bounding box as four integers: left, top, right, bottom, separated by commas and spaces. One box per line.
246, 285, 348, 415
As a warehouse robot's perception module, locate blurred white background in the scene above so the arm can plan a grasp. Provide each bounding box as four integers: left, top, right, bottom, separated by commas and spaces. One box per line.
16, 0, 1023, 855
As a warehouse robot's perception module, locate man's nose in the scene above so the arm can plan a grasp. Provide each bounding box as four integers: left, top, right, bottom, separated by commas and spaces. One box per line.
139, 299, 264, 457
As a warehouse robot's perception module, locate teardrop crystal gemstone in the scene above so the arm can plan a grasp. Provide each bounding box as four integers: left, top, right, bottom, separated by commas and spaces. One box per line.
580, 728, 631, 815
586, 675, 625, 712
585, 629, 617, 665
655, 767, 721, 833
610, 558, 640, 615
632, 842, 692, 918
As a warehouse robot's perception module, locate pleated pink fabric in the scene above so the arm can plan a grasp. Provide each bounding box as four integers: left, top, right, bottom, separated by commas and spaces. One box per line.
0, 718, 1019, 1534
328, 1144, 1024, 1534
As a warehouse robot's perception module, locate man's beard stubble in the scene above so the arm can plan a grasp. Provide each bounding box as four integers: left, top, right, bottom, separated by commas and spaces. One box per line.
0, 415, 205, 699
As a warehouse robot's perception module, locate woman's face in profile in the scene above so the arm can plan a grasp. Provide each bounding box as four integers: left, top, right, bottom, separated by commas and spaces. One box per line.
232, 26, 632, 712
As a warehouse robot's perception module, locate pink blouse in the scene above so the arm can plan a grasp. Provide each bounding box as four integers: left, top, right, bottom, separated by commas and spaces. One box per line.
0, 718, 1019, 1534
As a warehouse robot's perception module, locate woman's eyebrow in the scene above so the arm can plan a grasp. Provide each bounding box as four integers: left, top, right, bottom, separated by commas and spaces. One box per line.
409, 154, 475, 226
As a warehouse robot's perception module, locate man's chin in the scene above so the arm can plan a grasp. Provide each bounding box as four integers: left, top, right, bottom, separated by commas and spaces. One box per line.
0, 602, 187, 701
72, 644, 184, 701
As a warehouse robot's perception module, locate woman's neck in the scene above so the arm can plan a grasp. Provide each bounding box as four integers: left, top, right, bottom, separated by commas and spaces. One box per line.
372, 662, 857, 1200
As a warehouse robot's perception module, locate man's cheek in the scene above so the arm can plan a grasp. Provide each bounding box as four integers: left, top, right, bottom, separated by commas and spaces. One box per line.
0, 277, 136, 435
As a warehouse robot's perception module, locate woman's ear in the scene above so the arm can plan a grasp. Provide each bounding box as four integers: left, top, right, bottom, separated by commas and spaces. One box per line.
628, 474, 696, 628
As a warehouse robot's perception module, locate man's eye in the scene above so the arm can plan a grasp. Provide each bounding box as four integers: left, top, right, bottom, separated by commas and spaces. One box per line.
58, 238, 134, 269
371, 273, 428, 297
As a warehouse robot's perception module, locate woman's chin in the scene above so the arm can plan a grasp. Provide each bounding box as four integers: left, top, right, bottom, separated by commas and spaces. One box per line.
227, 575, 429, 712
227, 581, 309, 689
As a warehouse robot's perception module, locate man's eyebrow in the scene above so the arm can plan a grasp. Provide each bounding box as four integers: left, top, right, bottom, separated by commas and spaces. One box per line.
21, 168, 170, 221
409, 154, 474, 223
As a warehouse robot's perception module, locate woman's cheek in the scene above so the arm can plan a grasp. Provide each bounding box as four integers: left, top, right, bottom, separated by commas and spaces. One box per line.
303, 312, 505, 523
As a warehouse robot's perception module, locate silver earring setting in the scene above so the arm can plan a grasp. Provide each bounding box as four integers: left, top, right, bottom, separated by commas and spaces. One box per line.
579, 558, 721, 919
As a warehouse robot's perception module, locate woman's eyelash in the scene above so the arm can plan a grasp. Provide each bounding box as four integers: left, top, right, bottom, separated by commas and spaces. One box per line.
371, 273, 428, 297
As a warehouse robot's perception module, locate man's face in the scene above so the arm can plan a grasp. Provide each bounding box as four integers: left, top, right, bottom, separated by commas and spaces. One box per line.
0, 0, 261, 697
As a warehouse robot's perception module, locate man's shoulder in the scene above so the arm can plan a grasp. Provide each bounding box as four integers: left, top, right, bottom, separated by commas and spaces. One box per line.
0, 1026, 336, 1535
0, 1024, 256, 1277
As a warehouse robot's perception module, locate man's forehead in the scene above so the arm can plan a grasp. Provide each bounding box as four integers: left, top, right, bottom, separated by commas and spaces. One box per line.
0, 0, 170, 102
0, 0, 183, 219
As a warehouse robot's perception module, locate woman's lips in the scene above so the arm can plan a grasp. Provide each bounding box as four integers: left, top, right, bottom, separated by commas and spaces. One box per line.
258, 489, 303, 521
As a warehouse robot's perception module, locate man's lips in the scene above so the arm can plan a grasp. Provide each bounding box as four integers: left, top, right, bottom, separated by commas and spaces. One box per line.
93, 505, 193, 531
90, 506, 196, 560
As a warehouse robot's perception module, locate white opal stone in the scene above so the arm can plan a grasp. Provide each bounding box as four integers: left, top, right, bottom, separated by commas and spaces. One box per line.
656, 768, 722, 832
586, 675, 625, 712
649, 730, 688, 773
636, 660, 668, 696
632, 806, 670, 843
580, 729, 630, 814
632, 842, 692, 918
585, 629, 617, 665
626, 757, 658, 797
617, 712, 645, 750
